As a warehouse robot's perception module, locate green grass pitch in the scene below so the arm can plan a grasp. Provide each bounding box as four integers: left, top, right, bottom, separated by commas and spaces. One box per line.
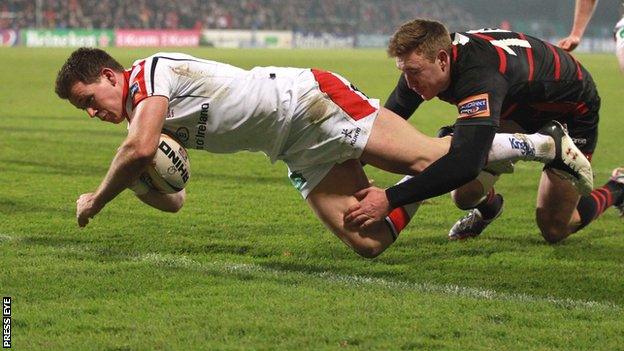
1, 47, 623, 350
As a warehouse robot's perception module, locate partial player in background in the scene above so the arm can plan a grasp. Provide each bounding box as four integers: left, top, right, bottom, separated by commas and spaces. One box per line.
55, 48, 589, 258
345, 19, 623, 243
559, 0, 624, 72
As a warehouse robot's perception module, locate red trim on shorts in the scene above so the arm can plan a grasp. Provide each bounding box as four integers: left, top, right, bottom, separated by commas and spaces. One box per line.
472, 33, 507, 74
574, 102, 589, 116
387, 207, 410, 233
519, 33, 534, 81
584, 152, 593, 163
546, 43, 561, 80
311, 69, 376, 121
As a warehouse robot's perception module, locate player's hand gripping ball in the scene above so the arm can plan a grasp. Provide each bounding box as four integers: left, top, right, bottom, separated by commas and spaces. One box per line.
130, 134, 191, 194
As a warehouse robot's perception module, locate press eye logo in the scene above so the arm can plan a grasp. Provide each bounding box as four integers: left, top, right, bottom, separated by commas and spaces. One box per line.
3, 297, 10, 349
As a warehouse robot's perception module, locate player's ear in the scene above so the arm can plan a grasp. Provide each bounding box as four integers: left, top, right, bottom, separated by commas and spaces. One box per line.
102, 68, 117, 86
437, 50, 450, 70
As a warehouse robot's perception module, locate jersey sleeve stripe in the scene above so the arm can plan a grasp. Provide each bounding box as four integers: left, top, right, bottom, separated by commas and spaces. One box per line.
571, 55, 584, 80
150, 57, 159, 94
519, 33, 534, 81
545, 43, 561, 80
311, 69, 377, 121
471, 33, 507, 74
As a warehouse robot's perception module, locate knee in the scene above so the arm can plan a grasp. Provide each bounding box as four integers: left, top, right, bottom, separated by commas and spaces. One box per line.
536, 213, 570, 244
351, 239, 387, 259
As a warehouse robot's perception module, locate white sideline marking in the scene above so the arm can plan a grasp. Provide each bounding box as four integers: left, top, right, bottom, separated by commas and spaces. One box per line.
0, 234, 14, 242
136, 253, 621, 312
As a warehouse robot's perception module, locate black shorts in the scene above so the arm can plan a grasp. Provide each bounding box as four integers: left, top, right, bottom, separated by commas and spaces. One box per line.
506, 94, 600, 160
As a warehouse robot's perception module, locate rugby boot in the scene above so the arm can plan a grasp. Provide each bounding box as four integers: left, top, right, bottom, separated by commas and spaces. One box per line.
539, 121, 593, 195
448, 195, 504, 240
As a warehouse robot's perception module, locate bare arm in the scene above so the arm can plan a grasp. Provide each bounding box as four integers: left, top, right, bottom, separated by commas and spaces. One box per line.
134, 188, 186, 213
558, 0, 599, 51
76, 96, 169, 227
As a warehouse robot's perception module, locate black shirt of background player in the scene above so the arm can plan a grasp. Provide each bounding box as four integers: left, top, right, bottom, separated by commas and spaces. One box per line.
384, 30, 600, 208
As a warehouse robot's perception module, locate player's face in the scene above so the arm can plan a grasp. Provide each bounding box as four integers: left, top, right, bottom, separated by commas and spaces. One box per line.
69, 69, 125, 124
396, 49, 451, 100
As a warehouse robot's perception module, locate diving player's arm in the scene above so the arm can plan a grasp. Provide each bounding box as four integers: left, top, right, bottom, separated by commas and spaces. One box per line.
384, 74, 424, 119
133, 188, 186, 213
384, 124, 495, 208
558, 0, 598, 51
76, 96, 168, 227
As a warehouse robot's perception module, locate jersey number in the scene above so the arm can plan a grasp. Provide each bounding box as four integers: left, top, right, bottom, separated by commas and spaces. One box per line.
455, 29, 532, 56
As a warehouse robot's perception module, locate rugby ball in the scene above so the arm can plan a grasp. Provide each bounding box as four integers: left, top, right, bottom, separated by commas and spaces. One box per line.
139, 134, 191, 194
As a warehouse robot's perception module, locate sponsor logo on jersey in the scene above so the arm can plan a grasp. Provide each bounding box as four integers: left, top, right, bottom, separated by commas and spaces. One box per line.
194, 103, 209, 149
176, 127, 189, 142
457, 93, 490, 119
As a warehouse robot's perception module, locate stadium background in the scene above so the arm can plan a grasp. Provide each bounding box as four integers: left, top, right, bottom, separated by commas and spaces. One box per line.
0, 0, 621, 51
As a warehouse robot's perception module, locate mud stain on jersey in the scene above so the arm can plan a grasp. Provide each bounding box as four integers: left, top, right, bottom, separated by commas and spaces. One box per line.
306, 93, 336, 125
171, 63, 208, 80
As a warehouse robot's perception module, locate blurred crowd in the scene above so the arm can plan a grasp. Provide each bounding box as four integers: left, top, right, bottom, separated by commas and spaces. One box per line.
0, 0, 476, 34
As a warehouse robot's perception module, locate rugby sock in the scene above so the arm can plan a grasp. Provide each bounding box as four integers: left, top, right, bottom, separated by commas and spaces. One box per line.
475, 189, 503, 220
385, 202, 421, 241
384, 175, 421, 240
488, 133, 555, 163
575, 180, 624, 231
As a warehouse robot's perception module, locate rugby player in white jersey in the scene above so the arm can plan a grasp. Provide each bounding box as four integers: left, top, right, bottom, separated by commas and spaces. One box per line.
559, 0, 624, 72
55, 48, 591, 258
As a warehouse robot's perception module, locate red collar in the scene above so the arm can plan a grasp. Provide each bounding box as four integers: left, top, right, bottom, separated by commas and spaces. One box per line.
121, 69, 131, 121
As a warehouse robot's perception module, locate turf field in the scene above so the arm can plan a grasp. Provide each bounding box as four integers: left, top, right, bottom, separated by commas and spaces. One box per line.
1, 47, 623, 350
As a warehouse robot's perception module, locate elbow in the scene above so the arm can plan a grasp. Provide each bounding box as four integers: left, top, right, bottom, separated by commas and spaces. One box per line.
164, 190, 186, 213
163, 202, 183, 213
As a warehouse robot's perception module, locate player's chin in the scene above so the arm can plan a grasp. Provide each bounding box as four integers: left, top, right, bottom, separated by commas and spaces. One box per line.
421, 93, 435, 101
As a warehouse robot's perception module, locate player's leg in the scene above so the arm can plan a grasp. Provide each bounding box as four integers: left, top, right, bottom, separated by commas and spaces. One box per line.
535, 170, 582, 243
306, 159, 416, 258
448, 172, 505, 240
359, 108, 450, 175
572, 167, 624, 233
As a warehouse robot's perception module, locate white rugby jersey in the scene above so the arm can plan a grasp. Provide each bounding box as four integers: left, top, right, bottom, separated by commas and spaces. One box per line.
122, 52, 306, 162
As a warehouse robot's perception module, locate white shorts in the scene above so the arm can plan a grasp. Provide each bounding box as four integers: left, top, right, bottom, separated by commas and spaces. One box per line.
280, 69, 379, 198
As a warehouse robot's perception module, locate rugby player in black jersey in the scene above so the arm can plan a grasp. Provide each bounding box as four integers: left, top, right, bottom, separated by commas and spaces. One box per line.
344, 19, 624, 243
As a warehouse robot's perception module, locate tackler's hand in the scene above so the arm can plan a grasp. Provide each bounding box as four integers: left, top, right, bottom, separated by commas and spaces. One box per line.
344, 186, 392, 229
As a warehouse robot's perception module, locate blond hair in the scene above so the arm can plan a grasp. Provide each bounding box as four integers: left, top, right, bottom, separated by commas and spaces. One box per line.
387, 19, 452, 62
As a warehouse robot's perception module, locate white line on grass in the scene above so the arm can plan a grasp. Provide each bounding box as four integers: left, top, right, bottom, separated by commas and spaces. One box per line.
136, 252, 621, 312
0, 234, 14, 242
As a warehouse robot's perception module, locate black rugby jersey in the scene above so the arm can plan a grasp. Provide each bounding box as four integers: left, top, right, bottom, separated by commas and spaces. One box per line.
384, 29, 600, 208
386, 29, 599, 132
